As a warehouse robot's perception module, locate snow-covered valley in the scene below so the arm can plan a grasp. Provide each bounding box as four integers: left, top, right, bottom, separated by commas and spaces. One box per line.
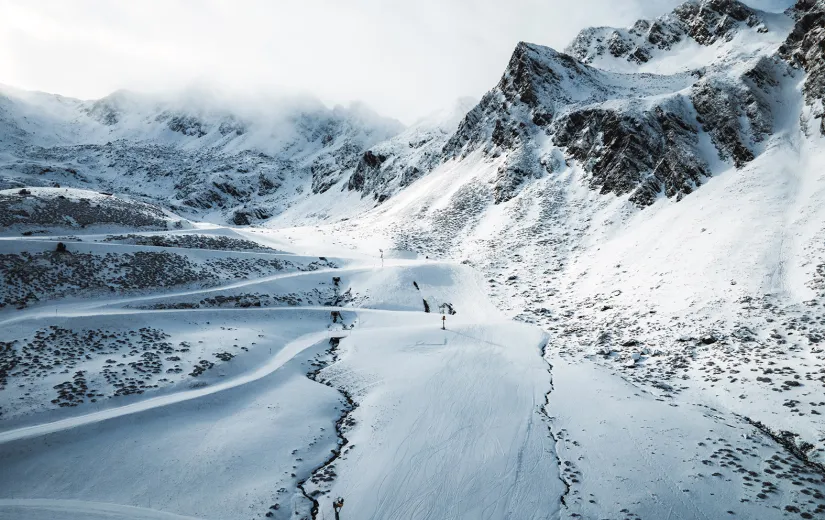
3, 0, 825, 518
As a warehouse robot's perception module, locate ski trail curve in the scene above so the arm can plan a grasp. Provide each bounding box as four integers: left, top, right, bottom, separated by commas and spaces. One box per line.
0, 330, 331, 444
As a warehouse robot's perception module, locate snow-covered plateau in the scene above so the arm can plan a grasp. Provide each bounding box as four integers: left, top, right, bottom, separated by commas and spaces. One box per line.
2, 0, 825, 519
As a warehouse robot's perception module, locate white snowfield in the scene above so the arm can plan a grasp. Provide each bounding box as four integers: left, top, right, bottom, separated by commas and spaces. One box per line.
1, 229, 821, 520
0, 237, 566, 520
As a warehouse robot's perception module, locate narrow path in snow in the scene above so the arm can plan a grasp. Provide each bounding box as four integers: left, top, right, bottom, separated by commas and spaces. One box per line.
0, 266, 345, 327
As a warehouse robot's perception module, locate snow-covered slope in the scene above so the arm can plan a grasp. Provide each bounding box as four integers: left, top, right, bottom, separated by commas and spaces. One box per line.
261, 2, 825, 515
0, 85, 404, 225
2, 0, 825, 519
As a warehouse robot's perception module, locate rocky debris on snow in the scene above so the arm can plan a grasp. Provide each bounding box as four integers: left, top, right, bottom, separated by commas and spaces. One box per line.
0, 188, 174, 232
0, 248, 318, 309
101, 233, 281, 253
134, 287, 363, 311
0, 325, 251, 418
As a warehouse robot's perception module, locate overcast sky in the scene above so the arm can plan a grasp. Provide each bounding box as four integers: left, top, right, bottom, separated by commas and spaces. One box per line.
0, 0, 795, 123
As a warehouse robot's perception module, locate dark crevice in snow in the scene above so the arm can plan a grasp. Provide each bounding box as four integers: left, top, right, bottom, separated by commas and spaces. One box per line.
298, 336, 357, 520
538, 341, 572, 509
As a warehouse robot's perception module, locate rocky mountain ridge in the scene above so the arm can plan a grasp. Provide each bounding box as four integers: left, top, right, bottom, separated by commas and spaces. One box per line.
0, 0, 822, 222
0, 86, 403, 224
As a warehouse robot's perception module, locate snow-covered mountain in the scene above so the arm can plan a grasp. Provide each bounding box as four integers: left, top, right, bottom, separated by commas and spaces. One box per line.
2, 1, 825, 519
0, 85, 404, 224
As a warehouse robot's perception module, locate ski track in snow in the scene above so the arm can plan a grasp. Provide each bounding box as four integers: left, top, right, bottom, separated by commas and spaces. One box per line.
2, 224, 823, 520
0, 328, 331, 444
0, 231, 568, 520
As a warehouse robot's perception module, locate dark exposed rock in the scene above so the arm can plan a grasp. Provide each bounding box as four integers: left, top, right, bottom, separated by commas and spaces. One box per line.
232, 207, 271, 226
567, 0, 762, 66
165, 114, 207, 137
102, 233, 279, 252
691, 56, 779, 168
0, 190, 171, 231
780, 0, 825, 135
345, 99, 475, 203
217, 116, 246, 136
347, 151, 387, 192
673, 0, 760, 45
553, 103, 708, 205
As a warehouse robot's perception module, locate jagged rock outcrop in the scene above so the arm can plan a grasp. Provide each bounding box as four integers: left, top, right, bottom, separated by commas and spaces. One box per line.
780, 0, 825, 135
0, 0, 818, 222
442, 41, 716, 205
567, 0, 764, 67
553, 101, 708, 205
443, 43, 638, 203
435, 0, 794, 206
346, 98, 476, 203
692, 57, 779, 166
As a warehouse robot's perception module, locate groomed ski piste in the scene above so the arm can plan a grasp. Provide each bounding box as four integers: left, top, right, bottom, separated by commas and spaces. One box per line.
0, 226, 562, 520
1, 221, 823, 520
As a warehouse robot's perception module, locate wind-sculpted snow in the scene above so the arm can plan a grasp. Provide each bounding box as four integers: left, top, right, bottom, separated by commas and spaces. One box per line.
0, 233, 569, 520
0, 239, 333, 310
2, 1, 825, 517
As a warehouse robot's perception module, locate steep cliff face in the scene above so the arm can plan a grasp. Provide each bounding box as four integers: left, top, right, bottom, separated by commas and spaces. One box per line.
552, 100, 708, 205
781, 0, 825, 135
0, 0, 819, 222
691, 55, 782, 166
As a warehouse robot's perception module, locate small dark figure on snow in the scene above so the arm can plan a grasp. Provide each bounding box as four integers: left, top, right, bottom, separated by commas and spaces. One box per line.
333, 497, 345, 520
55, 242, 67, 253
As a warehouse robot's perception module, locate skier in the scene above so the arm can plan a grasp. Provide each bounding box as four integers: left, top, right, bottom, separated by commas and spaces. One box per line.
441, 315, 446, 330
